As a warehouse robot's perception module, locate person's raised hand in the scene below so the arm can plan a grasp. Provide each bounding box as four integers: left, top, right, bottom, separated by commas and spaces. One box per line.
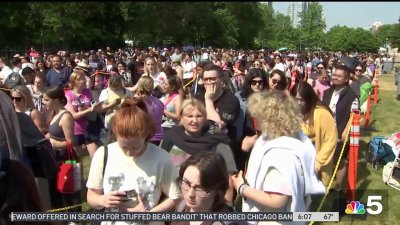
125, 194, 148, 212
101, 191, 128, 209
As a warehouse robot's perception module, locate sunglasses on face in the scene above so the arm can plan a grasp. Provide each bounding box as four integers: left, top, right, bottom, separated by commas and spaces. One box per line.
11, 96, 23, 102
271, 79, 280, 84
355, 69, 362, 72
203, 77, 218, 82
251, 80, 264, 85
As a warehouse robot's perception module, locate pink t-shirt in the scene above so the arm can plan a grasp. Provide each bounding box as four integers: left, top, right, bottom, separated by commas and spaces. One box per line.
314, 80, 330, 100
65, 89, 93, 135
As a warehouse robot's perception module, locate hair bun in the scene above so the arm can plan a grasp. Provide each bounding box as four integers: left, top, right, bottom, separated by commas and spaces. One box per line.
120, 97, 148, 114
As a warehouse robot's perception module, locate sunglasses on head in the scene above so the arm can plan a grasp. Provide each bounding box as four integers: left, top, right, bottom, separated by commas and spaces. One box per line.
251, 80, 264, 85
203, 77, 218, 82
11, 96, 23, 102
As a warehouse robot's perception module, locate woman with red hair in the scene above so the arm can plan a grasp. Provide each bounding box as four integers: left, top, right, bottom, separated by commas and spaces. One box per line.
86, 99, 181, 225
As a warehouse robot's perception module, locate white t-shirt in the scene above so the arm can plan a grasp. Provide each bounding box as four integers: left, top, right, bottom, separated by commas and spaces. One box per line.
273, 62, 286, 72
182, 61, 196, 79
141, 72, 166, 88
98, 88, 132, 104
201, 52, 209, 61
87, 142, 182, 225
0, 66, 12, 80
22, 62, 34, 69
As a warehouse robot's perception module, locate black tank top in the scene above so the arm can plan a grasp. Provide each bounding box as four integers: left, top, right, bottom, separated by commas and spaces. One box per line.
48, 111, 70, 141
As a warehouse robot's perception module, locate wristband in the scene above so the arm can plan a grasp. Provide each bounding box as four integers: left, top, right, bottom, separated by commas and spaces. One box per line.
238, 183, 248, 197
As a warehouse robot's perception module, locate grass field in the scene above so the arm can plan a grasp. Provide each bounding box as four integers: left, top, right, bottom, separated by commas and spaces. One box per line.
317, 72, 400, 225
77, 73, 400, 225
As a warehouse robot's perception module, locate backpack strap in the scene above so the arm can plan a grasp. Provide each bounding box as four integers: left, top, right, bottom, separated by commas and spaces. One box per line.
102, 145, 108, 177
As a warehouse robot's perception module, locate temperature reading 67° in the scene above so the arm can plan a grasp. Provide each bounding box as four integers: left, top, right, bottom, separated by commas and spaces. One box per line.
324, 213, 333, 220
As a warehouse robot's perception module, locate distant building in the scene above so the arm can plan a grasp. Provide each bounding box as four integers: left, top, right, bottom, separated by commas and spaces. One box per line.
371, 21, 383, 34
287, 2, 309, 28
363, 26, 372, 32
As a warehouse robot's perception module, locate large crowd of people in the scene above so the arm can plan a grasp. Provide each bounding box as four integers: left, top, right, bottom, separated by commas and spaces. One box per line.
0, 46, 387, 225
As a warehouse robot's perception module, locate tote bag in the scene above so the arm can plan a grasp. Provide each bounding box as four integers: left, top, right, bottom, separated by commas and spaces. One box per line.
56, 142, 82, 193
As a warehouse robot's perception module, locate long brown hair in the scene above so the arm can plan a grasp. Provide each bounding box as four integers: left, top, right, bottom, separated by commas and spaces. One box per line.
294, 81, 333, 125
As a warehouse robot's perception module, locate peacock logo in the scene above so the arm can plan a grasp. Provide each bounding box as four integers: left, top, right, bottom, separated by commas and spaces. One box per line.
345, 201, 366, 214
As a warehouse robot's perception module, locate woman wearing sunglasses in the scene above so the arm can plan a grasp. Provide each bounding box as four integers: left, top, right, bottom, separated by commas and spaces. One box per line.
251, 60, 262, 70
272, 54, 285, 72
172, 151, 240, 225
268, 69, 288, 92
234, 68, 268, 170
11, 85, 46, 134
350, 64, 372, 113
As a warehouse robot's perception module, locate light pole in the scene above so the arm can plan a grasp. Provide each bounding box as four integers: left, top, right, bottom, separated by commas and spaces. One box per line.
386, 38, 389, 53
300, 39, 302, 51
40, 32, 44, 53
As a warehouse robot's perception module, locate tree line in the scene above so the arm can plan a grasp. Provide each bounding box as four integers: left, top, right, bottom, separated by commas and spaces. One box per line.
0, 2, 398, 52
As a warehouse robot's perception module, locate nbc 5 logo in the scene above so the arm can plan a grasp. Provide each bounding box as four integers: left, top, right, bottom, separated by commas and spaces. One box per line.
345, 196, 383, 215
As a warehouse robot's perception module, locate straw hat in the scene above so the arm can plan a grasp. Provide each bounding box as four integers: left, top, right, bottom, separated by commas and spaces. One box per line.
75, 62, 90, 72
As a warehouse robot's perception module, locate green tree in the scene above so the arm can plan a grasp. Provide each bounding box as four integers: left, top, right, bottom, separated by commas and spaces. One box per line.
324, 26, 354, 51
298, 2, 326, 50
375, 24, 400, 48
26, 3, 125, 50
254, 3, 275, 48
0, 3, 31, 47
325, 26, 380, 52
224, 2, 264, 48
348, 28, 380, 52
267, 13, 299, 50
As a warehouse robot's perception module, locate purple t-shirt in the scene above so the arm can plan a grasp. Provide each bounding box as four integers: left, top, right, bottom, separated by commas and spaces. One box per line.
65, 89, 93, 135
144, 95, 164, 141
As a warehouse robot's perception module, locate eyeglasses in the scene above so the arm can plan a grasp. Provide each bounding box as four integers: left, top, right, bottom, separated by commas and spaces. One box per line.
179, 179, 209, 197
203, 77, 218, 82
271, 79, 280, 84
11, 96, 23, 102
251, 80, 264, 85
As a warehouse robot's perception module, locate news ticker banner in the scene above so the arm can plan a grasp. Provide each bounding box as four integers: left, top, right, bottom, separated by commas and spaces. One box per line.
10, 212, 339, 222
